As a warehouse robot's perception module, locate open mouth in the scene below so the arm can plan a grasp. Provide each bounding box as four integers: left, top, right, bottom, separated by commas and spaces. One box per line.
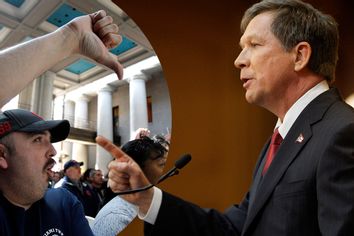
44, 160, 56, 179
241, 77, 251, 86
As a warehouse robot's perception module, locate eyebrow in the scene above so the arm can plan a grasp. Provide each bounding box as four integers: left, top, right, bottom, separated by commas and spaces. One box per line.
150, 152, 164, 160
239, 33, 263, 47
24, 131, 51, 139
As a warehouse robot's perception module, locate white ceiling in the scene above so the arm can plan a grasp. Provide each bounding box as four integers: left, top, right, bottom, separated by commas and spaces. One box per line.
0, 0, 158, 96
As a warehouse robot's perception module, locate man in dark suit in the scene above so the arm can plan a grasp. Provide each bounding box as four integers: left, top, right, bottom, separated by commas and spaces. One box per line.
100, 0, 354, 235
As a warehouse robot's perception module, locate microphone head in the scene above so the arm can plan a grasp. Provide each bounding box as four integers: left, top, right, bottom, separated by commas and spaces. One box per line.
175, 154, 192, 169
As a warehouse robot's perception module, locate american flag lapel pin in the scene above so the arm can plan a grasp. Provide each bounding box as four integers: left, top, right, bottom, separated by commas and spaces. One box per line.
295, 133, 304, 143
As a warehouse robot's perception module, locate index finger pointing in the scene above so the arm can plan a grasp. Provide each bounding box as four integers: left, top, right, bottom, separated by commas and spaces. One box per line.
96, 135, 126, 160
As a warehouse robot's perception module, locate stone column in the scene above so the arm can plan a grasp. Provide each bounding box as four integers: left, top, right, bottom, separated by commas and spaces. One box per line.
18, 81, 34, 110
31, 71, 55, 119
96, 86, 114, 174
52, 95, 65, 169
128, 74, 148, 139
53, 95, 65, 120
64, 99, 75, 127
72, 95, 90, 170
74, 95, 90, 129
60, 98, 74, 165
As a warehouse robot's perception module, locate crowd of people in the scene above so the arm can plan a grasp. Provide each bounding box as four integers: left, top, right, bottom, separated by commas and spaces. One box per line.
47, 131, 170, 221
51, 160, 105, 217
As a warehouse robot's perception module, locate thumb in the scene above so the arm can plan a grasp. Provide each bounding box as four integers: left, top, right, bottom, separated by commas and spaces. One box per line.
89, 11, 124, 80
96, 135, 128, 161
115, 61, 124, 80
100, 53, 124, 80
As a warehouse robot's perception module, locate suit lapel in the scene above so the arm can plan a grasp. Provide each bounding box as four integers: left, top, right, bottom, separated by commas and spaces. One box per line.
244, 122, 312, 231
242, 88, 341, 234
247, 140, 270, 211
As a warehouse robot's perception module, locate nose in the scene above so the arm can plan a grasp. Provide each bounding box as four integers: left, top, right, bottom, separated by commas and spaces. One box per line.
234, 49, 248, 69
48, 144, 57, 158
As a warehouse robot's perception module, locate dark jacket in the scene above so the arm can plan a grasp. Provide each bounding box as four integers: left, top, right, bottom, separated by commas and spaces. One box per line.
145, 88, 354, 235
0, 188, 93, 236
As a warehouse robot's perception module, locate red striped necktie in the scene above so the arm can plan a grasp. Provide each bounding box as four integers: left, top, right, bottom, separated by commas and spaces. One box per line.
262, 128, 283, 176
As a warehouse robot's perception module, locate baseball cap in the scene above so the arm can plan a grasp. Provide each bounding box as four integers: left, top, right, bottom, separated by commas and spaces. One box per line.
0, 109, 70, 143
64, 160, 84, 172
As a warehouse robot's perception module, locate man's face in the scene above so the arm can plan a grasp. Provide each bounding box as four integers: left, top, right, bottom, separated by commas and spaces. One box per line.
142, 151, 168, 185
92, 170, 104, 186
65, 165, 81, 182
234, 12, 297, 112
52, 172, 61, 182
5, 131, 56, 205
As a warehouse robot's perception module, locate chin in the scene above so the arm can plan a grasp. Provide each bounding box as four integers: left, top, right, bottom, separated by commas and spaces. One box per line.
245, 92, 262, 106
245, 94, 256, 104
32, 189, 46, 203
150, 178, 158, 185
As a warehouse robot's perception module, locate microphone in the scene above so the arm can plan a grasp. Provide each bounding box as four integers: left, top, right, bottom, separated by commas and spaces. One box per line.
116, 154, 192, 195
157, 154, 191, 184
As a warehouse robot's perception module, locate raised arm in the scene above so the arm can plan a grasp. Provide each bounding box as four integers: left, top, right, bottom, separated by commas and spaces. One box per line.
96, 135, 243, 235
0, 10, 123, 107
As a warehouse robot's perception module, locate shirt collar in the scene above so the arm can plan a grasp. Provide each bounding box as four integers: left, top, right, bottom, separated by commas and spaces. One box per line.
276, 80, 329, 138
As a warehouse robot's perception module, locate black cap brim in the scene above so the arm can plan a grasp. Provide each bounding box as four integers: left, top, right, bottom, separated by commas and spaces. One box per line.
19, 119, 70, 143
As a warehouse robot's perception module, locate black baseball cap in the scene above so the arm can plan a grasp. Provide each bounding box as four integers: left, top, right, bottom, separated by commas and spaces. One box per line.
64, 160, 84, 172
0, 109, 70, 143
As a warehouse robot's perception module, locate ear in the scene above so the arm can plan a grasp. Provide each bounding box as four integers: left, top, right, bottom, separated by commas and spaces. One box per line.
293, 42, 311, 72
0, 144, 9, 169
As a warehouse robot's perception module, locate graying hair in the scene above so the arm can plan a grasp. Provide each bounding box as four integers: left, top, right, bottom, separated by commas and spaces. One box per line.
241, 0, 339, 83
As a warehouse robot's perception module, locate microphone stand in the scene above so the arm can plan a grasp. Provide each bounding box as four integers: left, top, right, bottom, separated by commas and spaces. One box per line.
115, 183, 154, 195
115, 154, 191, 195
